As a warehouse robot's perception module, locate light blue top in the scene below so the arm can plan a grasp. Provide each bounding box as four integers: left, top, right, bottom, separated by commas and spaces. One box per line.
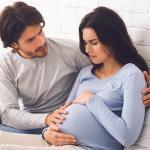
59, 63, 146, 150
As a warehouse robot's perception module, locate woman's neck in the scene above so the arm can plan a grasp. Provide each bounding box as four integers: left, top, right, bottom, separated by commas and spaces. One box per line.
95, 59, 122, 79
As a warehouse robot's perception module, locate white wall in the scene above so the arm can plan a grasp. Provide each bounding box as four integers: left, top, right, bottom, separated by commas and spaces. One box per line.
0, 0, 150, 65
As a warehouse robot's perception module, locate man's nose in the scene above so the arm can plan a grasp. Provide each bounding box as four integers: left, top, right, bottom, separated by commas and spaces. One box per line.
37, 35, 45, 45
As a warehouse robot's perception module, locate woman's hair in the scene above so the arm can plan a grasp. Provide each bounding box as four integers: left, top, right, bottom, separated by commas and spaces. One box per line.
0, 1, 45, 48
79, 7, 148, 72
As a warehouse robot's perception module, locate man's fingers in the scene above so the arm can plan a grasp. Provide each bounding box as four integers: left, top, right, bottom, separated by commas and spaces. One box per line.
45, 128, 76, 146
54, 132, 76, 139
143, 71, 150, 86
143, 93, 150, 101
143, 99, 150, 106
52, 137, 77, 146
143, 71, 149, 79
49, 123, 59, 131
143, 87, 150, 94
53, 114, 65, 123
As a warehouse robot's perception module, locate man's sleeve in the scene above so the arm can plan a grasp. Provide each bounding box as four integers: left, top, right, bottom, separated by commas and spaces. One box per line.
74, 44, 91, 71
0, 65, 47, 130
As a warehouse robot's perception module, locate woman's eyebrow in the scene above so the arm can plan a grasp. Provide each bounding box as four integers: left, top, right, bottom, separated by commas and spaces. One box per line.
84, 39, 99, 42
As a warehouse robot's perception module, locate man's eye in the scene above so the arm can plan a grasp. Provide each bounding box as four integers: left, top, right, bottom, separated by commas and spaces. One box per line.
27, 38, 34, 43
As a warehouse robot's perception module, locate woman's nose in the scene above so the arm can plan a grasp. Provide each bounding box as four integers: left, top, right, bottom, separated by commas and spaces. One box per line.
86, 44, 93, 54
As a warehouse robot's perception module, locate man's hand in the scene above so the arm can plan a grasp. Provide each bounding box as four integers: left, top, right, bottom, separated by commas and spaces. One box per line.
43, 124, 76, 146
45, 108, 67, 126
143, 71, 150, 106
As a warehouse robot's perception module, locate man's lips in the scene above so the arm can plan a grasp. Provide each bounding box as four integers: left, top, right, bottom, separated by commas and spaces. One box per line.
36, 43, 47, 52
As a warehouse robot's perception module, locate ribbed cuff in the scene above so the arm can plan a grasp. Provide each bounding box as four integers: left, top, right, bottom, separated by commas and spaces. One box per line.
41, 127, 48, 140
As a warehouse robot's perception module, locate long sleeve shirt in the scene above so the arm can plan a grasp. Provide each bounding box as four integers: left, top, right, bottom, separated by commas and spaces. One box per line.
0, 38, 90, 129
59, 63, 146, 150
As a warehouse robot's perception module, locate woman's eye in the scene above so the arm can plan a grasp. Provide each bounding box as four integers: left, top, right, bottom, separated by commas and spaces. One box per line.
92, 42, 98, 45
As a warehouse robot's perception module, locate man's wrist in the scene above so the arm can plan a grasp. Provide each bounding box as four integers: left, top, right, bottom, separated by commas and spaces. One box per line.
42, 127, 48, 140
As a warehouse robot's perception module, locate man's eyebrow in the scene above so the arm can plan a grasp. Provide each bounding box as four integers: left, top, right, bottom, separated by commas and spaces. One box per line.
26, 36, 35, 42
25, 27, 42, 42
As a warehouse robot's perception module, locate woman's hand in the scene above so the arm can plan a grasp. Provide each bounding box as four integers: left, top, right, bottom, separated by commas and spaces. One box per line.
143, 71, 150, 106
73, 91, 95, 104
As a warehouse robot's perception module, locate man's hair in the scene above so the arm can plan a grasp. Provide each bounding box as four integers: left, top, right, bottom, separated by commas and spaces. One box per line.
0, 1, 45, 48
79, 7, 148, 72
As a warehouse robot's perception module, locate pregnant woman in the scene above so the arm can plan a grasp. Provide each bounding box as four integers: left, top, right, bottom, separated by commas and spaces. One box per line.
43, 6, 147, 150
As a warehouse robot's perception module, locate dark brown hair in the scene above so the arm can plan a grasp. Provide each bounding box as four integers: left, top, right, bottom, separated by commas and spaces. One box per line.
0, 1, 45, 48
79, 7, 148, 72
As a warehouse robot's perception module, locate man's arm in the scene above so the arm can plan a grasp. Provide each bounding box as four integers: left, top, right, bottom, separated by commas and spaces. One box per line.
0, 67, 67, 129
0, 72, 47, 129
143, 71, 150, 106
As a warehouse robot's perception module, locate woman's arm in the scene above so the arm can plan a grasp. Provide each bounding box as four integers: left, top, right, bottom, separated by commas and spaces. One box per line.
85, 73, 146, 147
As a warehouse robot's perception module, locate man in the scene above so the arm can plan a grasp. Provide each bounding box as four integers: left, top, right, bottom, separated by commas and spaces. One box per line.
0, 1, 150, 147
0, 1, 90, 145
143, 71, 150, 105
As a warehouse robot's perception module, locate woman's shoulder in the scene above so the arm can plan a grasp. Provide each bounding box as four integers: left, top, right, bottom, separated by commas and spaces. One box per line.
121, 63, 143, 76
111, 63, 144, 82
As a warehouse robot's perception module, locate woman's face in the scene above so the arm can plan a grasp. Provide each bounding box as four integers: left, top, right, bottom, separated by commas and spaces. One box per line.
82, 28, 111, 64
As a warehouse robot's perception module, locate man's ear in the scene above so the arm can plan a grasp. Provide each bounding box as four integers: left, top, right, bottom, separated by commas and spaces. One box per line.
11, 42, 18, 49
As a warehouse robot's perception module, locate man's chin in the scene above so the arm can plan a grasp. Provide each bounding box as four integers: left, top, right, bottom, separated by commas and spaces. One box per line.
37, 49, 48, 58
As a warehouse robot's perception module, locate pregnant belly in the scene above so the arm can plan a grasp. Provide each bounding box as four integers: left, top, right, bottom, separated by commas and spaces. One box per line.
59, 104, 122, 149
59, 104, 106, 148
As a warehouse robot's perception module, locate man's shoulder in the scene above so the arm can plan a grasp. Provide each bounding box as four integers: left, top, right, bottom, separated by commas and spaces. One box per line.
46, 37, 79, 52
47, 37, 78, 45
0, 50, 13, 63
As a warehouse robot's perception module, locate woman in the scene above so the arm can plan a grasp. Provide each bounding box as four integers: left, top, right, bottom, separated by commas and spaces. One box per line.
43, 6, 148, 150
0, 6, 148, 150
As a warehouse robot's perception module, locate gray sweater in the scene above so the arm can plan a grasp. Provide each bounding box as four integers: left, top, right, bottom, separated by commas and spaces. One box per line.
0, 38, 90, 129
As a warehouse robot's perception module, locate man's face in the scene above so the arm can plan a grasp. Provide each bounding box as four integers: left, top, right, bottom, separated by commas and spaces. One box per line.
12, 24, 47, 59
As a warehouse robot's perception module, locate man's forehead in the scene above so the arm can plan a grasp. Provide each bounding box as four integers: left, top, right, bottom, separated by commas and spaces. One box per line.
20, 24, 42, 40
